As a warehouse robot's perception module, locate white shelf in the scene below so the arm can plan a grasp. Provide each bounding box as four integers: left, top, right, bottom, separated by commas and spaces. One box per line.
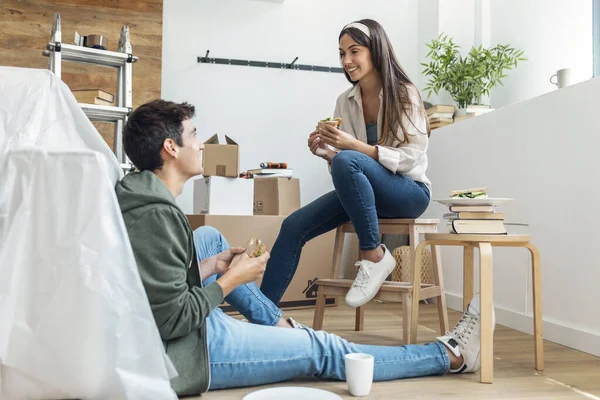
43, 43, 138, 68
79, 103, 130, 122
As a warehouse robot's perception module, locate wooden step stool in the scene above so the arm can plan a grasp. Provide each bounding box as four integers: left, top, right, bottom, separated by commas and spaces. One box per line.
312, 218, 449, 344
414, 233, 544, 383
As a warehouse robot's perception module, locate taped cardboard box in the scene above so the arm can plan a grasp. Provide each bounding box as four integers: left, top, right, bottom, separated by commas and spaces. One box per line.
194, 177, 253, 215
202, 134, 239, 177
187, 215, 335, 310
253, 177, 300, 216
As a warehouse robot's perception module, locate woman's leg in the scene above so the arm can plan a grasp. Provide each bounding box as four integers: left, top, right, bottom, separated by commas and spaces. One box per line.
193, 226, 283, 326
330, 150, 430, 252
206, 308, 450, 390
330, 150, 431, 307
260, 191, 350, 304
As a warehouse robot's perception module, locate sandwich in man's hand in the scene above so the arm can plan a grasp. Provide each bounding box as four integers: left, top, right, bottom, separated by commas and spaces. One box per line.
450, 187, 488, 199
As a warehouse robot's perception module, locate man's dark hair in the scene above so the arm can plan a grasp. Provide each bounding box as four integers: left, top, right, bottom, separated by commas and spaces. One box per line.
123, 99, 196, 171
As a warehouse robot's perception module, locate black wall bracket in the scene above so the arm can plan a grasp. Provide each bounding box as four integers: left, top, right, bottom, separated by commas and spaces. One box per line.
197, 50, 344, 74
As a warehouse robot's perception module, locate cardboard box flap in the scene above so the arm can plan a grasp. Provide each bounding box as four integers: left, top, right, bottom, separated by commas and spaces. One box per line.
204, 133, 219, 145
224, 135, 238, 146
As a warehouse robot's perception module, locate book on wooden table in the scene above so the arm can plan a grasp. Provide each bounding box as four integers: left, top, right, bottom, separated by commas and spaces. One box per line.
443, 212, 504, 220
448, 205, 496, 213
449, 219, 507, 235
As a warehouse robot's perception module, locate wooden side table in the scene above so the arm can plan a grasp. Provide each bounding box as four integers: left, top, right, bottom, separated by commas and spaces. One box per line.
412, 234, 543, 383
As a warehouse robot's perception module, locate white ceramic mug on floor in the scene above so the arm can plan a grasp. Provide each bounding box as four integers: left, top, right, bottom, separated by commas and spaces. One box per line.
344, 353, 374, 397
550, 68, 573, 88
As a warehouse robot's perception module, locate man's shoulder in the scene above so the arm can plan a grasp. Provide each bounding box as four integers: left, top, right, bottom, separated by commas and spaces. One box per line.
123, 203, 187, 232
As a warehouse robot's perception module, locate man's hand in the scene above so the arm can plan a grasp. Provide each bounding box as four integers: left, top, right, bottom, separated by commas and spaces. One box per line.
214, 247, 246, 275
318, 124, 359, 151
216, 252, 270, 297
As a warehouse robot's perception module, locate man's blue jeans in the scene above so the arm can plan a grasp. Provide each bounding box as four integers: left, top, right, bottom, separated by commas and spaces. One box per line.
261, 150, 431, 305
193, 226, 449, 391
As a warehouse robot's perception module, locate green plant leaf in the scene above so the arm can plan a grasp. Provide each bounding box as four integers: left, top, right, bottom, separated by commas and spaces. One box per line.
420, 34, 526, 107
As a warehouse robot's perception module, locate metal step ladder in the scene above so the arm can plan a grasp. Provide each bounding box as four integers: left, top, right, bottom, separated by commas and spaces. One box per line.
43, 13, 138, 172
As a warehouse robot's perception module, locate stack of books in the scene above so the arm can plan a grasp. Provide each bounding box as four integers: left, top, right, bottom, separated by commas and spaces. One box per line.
464, 105, 494, 116
426, 105, 455, 130
247, 168, 293, 179
443, 187, 507, 234
72, 89, 114, 106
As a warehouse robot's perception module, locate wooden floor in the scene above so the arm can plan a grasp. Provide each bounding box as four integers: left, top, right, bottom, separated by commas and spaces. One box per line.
198, 302, 600, 400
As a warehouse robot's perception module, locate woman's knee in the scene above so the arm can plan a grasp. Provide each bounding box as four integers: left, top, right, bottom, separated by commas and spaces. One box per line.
279, 210, 305, 238
331, 150, 365, 176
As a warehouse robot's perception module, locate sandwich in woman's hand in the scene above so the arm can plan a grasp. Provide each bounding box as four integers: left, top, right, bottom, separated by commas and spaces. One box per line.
313, 117, 342, 154
317, 117, 342, 128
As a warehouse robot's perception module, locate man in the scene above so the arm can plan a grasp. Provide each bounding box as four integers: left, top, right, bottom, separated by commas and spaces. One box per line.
116, 99, 493, 396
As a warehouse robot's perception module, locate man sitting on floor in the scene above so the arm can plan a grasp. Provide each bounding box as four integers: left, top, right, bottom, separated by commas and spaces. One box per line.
115, 99, 494, 396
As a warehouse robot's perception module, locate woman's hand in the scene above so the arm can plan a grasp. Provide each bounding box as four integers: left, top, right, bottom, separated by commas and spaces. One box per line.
308, 130, 336, 162
317, 124, 359, 151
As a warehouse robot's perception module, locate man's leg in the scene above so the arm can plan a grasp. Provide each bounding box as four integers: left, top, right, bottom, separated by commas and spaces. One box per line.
206, 306, 450, 390
193, 226, 283, 326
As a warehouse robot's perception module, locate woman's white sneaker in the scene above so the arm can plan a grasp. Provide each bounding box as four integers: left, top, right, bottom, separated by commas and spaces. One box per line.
345, 245, 396, 308
437, 293, 496, 373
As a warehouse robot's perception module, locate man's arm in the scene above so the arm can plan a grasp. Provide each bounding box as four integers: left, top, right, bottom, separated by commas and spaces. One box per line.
127, 208, 223, 340
198, 256, 216, 280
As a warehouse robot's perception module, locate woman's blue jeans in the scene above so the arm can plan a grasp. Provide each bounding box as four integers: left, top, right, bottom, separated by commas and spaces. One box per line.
261, 150, 430, 304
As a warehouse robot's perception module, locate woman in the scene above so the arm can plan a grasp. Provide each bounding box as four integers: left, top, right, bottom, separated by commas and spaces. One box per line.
261, 19, 432, 308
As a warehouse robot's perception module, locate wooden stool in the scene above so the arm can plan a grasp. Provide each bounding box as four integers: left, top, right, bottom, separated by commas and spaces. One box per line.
413, 233, 544, 383
312, 219, 449, 345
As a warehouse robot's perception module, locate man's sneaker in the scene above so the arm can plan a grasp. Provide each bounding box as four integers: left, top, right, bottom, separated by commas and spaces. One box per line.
345, 245, 396, 308
437, 293, 496, 373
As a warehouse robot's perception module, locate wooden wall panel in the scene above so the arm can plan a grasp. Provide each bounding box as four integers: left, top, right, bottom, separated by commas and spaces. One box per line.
0, 0, 163, 150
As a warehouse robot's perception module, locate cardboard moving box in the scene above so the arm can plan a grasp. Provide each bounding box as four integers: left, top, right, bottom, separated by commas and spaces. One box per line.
194, 177, 253, 215
254, 177, 300, 216
202, 134, 239, 177
187, 215, 335, 310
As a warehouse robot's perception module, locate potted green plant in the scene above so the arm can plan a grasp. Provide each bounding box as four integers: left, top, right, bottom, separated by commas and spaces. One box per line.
421, 33, 527, 114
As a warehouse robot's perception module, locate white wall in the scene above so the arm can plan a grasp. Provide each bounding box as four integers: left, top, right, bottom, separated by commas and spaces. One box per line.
422, 77, 600, 356
419, 0, 594, 109
162, 0, 421, 213
418, 0, 479, 106
488, 0, 593, 108
161, 0, 599, 355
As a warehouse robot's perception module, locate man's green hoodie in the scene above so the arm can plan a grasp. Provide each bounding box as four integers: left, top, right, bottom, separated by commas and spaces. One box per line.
116, 170, 224, 396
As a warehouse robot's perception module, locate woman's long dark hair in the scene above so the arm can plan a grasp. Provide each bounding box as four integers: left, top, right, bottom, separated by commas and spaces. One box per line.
339, 19, 430, 143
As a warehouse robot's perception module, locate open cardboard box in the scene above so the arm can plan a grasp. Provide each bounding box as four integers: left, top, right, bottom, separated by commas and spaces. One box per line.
202, 134, 239, 177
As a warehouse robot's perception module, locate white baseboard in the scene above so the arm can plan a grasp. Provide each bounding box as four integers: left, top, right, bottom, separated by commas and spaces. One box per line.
445, 292, 600, 358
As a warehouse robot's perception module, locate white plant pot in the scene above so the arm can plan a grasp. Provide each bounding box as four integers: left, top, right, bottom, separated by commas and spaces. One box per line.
454, 108, 467, 117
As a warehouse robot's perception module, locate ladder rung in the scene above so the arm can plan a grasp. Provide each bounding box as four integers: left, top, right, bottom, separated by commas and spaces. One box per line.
80, 103, 130, 122
44, 43, 138, 68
